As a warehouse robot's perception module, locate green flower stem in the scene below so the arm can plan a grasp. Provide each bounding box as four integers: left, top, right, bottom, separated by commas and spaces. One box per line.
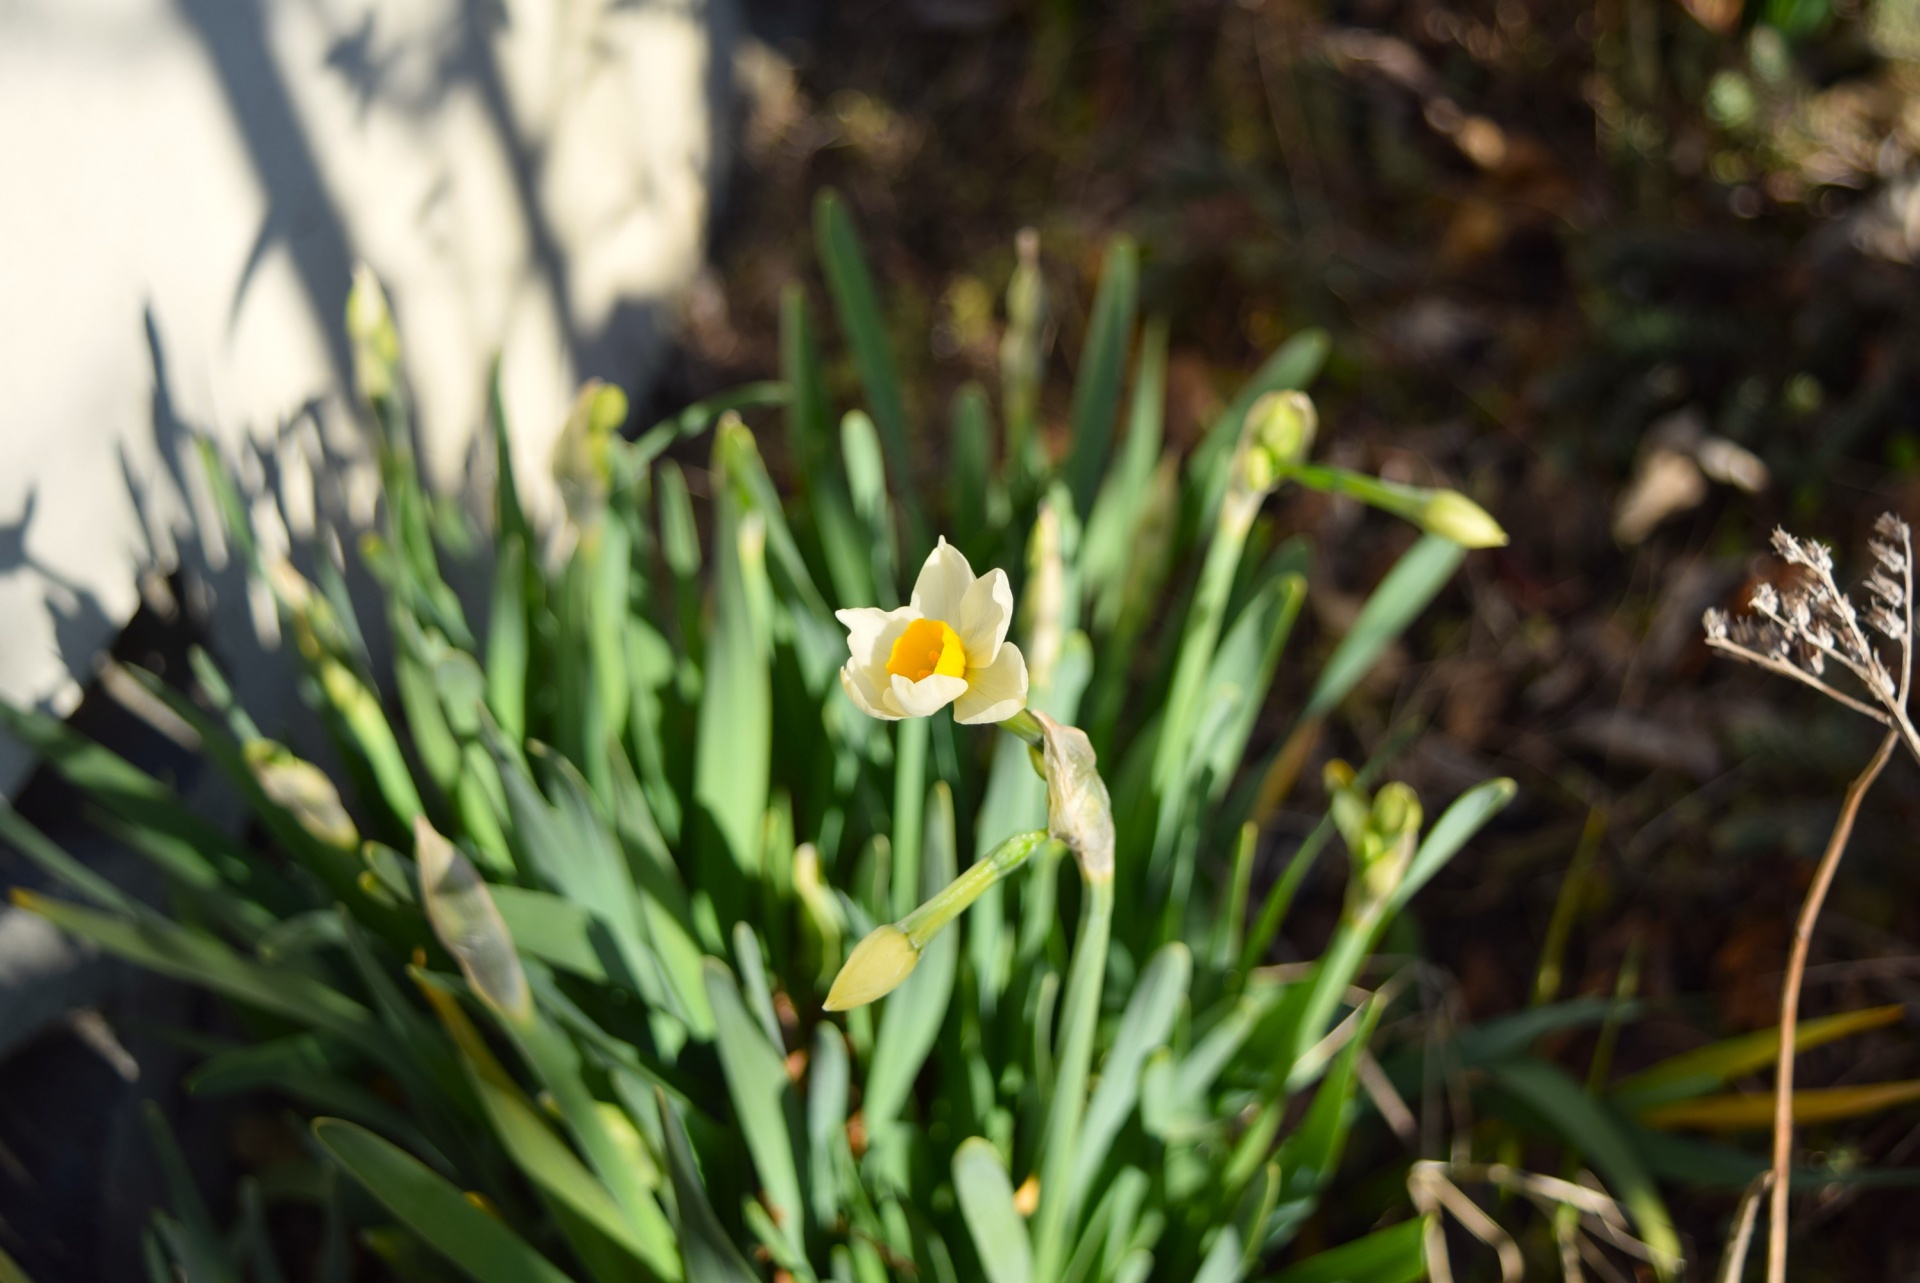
1031, 870, 1115, 1281
1286, 905, 1383, 1093
1151, 487, 1260, 797
891, 717, 928, 921
997, 707, 1045, 747
1282, 463, 1427, 520
898, 831, 1051, 949
825, 830, 1050, 1011
1281, 464, 1507, 548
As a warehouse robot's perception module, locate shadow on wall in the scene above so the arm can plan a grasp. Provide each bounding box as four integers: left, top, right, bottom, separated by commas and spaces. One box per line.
0, 0, 745, 1262
0, 298, 414, 1279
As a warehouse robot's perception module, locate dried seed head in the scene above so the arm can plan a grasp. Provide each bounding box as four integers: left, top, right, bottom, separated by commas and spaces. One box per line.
1875, 512, 1910, 541
1872, 540, 1908, 574
1870, 605, 1908, 641
1867, 571, 1904, 606
1751, 582, 1779, 614
1703, 608, 1729, 640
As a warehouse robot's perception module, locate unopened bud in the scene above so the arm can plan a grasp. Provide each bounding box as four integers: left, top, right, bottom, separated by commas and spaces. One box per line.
1369, 782, 1423, 842
1419, 491, 1508, 549
1249, 390, 1318, 470
346, 265, 400, 404
824, 924, 920, 1011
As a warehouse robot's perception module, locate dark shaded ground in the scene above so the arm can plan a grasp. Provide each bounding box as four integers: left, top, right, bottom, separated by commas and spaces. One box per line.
651, 0, 1920, 1275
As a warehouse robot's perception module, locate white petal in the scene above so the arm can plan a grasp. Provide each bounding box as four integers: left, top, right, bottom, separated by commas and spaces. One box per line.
957, 567, 1014, 668
953, 641, 1028, 725
836, 605, 919, 670
891, 672, 967, 718
840, 664, 902, 720
910, 537, 975, 628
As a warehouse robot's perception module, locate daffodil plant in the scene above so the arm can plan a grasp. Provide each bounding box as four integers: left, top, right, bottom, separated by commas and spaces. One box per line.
2, 204, 1538, 1283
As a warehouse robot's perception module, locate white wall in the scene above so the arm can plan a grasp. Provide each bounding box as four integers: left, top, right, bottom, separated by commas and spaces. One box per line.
0, 0, 730, 789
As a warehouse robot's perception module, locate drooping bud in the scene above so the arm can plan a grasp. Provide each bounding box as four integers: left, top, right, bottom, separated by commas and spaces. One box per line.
824, 924, 920, 1011
1418, 491, 1509, 549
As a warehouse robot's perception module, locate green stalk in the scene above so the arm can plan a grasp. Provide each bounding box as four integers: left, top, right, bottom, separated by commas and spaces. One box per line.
1030, 871, 1115, 1280
1151, 489, 1259, 797
892, 717, 929, 921
1287, 907, 1381, 1092
898, 831, 1051, 949
1281, 464, 1506, 548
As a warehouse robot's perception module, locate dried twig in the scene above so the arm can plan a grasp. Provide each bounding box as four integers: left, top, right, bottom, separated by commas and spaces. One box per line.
1701, 515, 1918, 1283
1765, 728, 1896, 1282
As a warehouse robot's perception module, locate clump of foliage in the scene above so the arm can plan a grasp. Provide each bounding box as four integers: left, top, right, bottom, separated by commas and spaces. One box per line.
4, 195, 1523, 1282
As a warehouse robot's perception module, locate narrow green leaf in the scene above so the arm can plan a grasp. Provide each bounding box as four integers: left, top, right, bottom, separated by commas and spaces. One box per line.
1487, 1058, 1682, 1279
864, 781, 960, 1128
236, 1181, 288, 1283
188, 1035, 450, 1172
841, 409, 899, 606
1069, 942, 1191, 1211
1066, 237, 1139, 517
950, 382, 994, 553
1303, 534, 1464, 722
491, 885, 605, 981
1031, 875, 1116, 1281
315, 1119, 574, 1283
953, 1138, 1033, 1283
808, 1024, 851, 1228
0, 702, 267, 902
143, 1102, 238, 1283
1084, 315, 1169, 631
658, 1088, 761, 1283
780, 282, 836, 489
629, 383, 791, 471
419, 981, 678, 1279
1265, 1217, 1429, 1283
1194, 1227, 1244, 1283
392, 608, 461, 796
1613, 1004, 1903, 1111
1200, 573, 1307, 798
1274, 995, 1388, 1219
813, 190, 911, 488
732, 922, 785, 1051
0, 1243, 34, 1283
703, 959, 805, 1256
1386, 777, 1517, 916
488, 359, 531, 554
508, 1003, 676, 1252
15, 891, 389, 1060
695, 436, 773, 892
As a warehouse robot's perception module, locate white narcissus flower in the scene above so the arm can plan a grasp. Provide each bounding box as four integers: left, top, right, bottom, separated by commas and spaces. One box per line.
836, 538, 1028, 724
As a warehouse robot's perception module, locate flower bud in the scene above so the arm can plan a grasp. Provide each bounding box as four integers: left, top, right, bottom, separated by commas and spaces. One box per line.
1248, 390, 1318, 471
346, 264, 400, 404
1419, 491, 1508, 549
824, 924, 920, 1010
1369, 782, 1423, 842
